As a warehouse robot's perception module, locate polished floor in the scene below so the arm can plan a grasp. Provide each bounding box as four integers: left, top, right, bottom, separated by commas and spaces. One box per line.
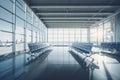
0, 47, 120, 80
0, 47, 88, 80
18, 47, 89, 80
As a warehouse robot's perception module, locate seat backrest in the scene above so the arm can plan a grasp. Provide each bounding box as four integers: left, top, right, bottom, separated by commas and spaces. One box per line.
72, 42, 93, 54
28, 42, 49, 53
101, 42, 120, 52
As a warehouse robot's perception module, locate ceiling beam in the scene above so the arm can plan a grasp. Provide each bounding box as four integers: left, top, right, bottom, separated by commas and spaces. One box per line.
45, 23, 93, 25
37, 12, 112, 15
31, 6, 113, 9
90, 8, 120, 27
40, 17, 105, 20
43, 21, 97, 23
46, 23, 92, 28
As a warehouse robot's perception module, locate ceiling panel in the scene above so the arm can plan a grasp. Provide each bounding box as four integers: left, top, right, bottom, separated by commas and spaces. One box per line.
24, 0, 120, 28
25, 0, 120, 6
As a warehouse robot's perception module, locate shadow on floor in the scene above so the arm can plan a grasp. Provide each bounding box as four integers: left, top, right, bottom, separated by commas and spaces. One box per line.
103, 61, 113, 80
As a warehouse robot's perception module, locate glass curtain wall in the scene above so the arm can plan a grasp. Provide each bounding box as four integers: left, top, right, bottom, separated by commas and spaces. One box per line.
0, 0, 13, 55
90, 18, 113, 45
48, 28, 88, 46
0, 0, 47, 55
104, 20, 113, 42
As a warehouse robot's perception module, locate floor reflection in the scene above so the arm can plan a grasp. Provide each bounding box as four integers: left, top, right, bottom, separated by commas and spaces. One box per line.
18, 46, 89, 80
0, 47, 89, 80
1, 46, 120, 80
47, 47, 78, 64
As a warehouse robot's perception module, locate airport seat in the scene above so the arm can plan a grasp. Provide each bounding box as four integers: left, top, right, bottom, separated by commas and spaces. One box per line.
27, 42, 52, 63
71, 42, 93, 54
69, 42, 98, 70
101, 42, 120, 55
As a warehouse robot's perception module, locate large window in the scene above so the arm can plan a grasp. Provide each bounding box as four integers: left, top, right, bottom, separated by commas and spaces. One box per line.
104, 21, 113, 42
0, 1, 13, 55
90, 27, 97, 43
26, 29, 32, 43
0, 31, 12, 55
75, 29, 81, 42
33, 31, 37, 42
26, 23, 32, 43
64, 28, 69, 45
48, 28, 88, 45
69, 28, 75, 43
90, 19, 113, 44
0, 0, 13, 12
16, 17, 25, 51
48, 28, 53, 43
58, 28, 64, 45
0, 0, 47, 55
81, 29, 87, 42
0, 7, 13, 22
0, 19, 12, 32
97, 24, 104, 43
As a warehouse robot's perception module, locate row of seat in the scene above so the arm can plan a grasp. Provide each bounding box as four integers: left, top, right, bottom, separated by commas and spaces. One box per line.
27, 42, 52, 64
71, 42, 93, 54
101, 42, 120, 51
101, 42, 120, 55
28, 43, 50, 53
69, 42, 98, 70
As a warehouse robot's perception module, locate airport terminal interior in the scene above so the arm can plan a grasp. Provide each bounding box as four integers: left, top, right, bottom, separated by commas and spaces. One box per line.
0, 0, 120, 80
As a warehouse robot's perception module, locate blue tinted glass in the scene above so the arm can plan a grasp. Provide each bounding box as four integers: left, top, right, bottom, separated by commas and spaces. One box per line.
0, 31, 12, 55
0, 45, 12, 55
16, 0, 25, 11
26, 15, 32, 23
0, 7, 13, 22
16, 26, 24, 35
16, 17, 24, 34
16, 34, 24, 43
37, 32, 39, 42
16, 7, 25, 19
26, 29, 32, 43
0, 19, 12, 32
33, 31, 36, 42
26, 6, 32, 17
0, 0, 13, 12
16, 43, 24, 51
26, 23, 32, 30
0, 31, 12, 42
15, 34, 24, 51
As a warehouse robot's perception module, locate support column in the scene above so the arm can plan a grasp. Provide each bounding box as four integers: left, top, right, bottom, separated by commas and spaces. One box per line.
24, 4, 27, 51
12, 0, 16, 54
115, 13, 120, 42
